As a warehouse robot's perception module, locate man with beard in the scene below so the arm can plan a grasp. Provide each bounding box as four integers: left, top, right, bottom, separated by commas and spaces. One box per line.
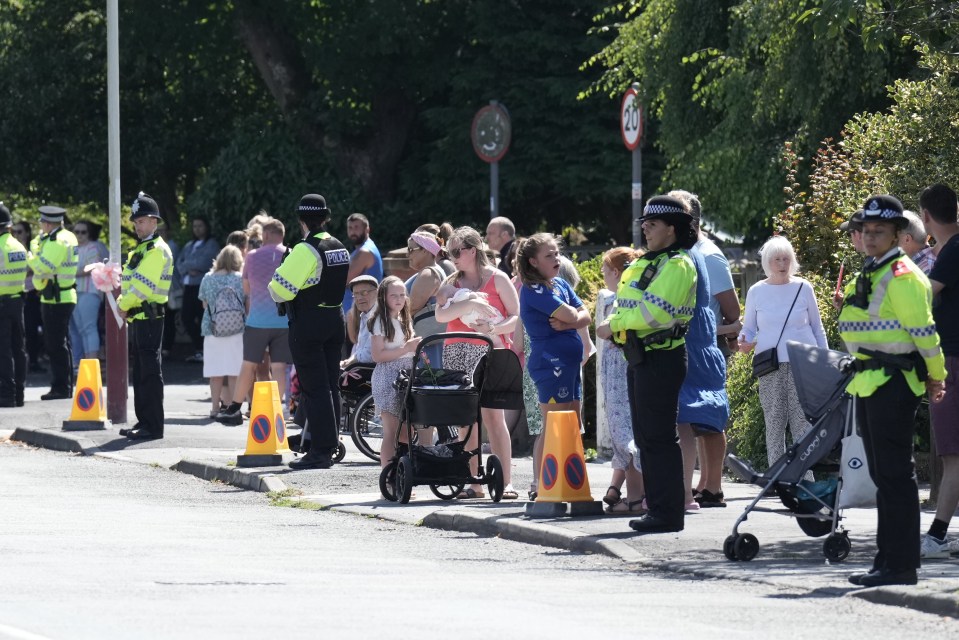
342, 213, 383, 314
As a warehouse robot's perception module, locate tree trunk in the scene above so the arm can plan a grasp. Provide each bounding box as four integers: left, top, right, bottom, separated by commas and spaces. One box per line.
233, 4, 415, 205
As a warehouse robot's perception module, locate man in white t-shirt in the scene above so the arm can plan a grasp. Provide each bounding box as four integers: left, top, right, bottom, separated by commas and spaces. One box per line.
670, 190, 741, 508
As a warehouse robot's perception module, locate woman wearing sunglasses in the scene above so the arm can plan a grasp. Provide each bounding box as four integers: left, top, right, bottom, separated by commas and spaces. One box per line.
70, 220, 109, 368
435, 226, 520, 500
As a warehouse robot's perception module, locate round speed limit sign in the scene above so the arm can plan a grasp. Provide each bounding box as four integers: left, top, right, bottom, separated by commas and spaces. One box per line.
620, 88, 643, 150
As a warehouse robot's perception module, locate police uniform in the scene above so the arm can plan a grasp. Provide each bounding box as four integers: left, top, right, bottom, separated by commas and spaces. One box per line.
839, 195, 946, 586
269, 194, 350, 469
118, 193, 174, 440
607, 196, 698, 532
0, 202, 28, 407
27, 205, 78, 399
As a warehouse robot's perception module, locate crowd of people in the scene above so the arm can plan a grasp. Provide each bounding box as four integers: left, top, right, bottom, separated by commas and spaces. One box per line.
0, 181, 956, 588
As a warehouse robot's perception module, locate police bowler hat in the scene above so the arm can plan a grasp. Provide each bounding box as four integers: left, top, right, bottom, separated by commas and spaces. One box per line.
640, 195, 692, 223
297, 194, 331, 219
130, 192, 161, 220
861, 195, 907, 229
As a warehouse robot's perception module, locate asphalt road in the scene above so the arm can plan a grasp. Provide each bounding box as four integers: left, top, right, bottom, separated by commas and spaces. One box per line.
2, 443, 957, 639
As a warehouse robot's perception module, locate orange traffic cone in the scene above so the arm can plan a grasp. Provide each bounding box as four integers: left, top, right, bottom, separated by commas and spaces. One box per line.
237, 381, 290, 467
62, 359, 109, 431
525, 410, 603, 517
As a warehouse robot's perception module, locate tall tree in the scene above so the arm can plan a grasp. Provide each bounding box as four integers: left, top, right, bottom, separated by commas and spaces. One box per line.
587, 0, 915, 237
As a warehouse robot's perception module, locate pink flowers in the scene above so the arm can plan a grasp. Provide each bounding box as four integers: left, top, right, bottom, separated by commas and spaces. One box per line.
85, 261, 122, 292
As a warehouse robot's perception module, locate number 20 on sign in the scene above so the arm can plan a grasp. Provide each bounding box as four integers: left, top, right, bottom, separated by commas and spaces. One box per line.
620, 88, 643, 151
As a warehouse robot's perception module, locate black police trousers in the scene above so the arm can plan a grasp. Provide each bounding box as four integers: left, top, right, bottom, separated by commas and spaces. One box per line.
627, 345, 688, 527
41, 302, 75, 394
289, 306, 344, 455
0, 295, 26, 405
131, 317, 165, 436
857, 371, 922, 571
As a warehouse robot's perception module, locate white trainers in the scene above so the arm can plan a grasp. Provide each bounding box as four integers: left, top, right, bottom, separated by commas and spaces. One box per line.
949, 538, 959, 556
919, 534, 950, 559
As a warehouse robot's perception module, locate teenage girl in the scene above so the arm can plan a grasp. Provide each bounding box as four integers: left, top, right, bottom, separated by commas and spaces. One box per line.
598, 247, 646, 514
369, 276, 422, 470
515, 233, 592, 500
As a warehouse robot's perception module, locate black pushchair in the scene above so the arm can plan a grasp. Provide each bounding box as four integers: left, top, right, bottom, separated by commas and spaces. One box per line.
379, 332, 523, 504
724, 341, 861, 562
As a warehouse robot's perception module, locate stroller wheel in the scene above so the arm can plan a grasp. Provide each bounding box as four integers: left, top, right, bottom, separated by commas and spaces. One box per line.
430, 483, 465, 500
823, 532, 851, 562
486, 455, 505, 502
734, 533, 759, 561
396, 455, 414, 504
723, 535, 739, 561
379, 460, 398, 502
334, 440, 346, 463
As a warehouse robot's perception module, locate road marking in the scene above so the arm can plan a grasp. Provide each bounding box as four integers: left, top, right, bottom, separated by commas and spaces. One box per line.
0, 623, 55, 640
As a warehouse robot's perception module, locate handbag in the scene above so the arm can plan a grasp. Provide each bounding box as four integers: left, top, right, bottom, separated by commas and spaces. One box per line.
838, 400, 878, 508
751, 284, 803, 378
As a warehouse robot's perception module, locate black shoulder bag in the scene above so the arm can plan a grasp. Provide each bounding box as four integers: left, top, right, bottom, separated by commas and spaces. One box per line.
751, 284, 802, 378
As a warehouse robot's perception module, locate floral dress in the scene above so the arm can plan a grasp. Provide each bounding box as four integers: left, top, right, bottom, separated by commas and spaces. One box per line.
600, 295, 640, 472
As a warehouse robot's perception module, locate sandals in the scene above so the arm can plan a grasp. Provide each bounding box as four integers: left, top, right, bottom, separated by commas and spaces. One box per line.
501, 486, 519, 500
605, 498, 647, 516
603, 485, 622, 507
455, 487, 486, 500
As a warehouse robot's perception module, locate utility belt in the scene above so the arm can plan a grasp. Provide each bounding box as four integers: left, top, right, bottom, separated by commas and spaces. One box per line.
277, 300, 341, 321
127, 302, 165, 321
0, 291, 25, 300
623, 324, 689, 367
845, 347, 928, 382
40, 277, 75, 301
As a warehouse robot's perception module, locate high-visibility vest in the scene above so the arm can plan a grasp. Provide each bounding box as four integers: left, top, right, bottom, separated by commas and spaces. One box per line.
118, 235, 174, 321
268, 231, 350, 309
609, 248, 697, 350
0, 231, 28, 296
27, 227, 78, 304
838, 251, 946, 397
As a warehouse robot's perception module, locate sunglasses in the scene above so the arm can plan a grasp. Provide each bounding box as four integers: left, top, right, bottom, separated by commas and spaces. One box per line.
352, 288, 376, 296
407, 245, 424, 253
449, 245, 473, 259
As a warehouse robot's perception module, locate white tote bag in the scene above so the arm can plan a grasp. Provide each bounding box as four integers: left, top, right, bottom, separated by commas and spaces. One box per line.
838, 399, 878, 509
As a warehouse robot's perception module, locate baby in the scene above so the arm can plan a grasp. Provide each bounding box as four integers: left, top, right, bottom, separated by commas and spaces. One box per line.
438, 285, 504, 327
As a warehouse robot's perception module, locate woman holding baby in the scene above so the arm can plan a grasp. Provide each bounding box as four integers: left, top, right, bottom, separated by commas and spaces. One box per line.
435, 226, 520, 500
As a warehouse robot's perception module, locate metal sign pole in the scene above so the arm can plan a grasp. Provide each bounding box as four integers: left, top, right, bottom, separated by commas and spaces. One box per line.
105, 0, 128, 423
631, 146, 643, 248
490, 160, 499, 218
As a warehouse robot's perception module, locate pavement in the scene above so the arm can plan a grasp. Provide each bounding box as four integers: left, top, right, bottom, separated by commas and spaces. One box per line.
3, 360, 958, 619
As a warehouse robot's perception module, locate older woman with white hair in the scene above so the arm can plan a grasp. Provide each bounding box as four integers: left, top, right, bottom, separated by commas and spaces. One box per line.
738, 236, 828, 468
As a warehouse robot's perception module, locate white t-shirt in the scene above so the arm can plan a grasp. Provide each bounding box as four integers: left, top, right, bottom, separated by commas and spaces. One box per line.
372, 315, 408, 350
740, 277, 828, 362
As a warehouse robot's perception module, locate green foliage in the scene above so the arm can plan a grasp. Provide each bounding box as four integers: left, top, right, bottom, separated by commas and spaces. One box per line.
586, 0, 913, 238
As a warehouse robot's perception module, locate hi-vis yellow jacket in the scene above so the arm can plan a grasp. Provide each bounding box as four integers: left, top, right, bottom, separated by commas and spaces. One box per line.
0, 231, 28, 296
28, 227, 78, 304
118, 236, 174, 321
838, 250, 945, 397
609, 249, 697, 350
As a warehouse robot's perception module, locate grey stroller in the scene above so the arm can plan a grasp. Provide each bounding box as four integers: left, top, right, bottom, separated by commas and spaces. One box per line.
724, 341, 864, 562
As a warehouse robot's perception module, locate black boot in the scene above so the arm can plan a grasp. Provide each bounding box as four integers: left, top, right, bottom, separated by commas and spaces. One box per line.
288, 450, 333, 470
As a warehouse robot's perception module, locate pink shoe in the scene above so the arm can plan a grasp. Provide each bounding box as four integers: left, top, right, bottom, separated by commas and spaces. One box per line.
685, 500, 700, 511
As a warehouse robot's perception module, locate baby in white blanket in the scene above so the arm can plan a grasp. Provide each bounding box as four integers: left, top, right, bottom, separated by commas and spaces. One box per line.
438, 286, 504, 328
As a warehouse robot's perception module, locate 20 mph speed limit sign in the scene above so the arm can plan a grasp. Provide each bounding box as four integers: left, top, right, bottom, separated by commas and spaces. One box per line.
621, 88, 643, 150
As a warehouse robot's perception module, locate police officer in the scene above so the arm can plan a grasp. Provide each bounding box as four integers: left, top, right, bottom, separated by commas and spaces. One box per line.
27, 205, 78, 400
596, 195, 698, 533
840, 195, 947, 588
117, 193, 174, 440
269, 194, 350, 470
0, 202, 28, 408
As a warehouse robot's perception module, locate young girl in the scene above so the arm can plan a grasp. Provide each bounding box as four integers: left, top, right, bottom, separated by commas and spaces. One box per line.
597, 247, 646, 514
516, 234, 592, 500
369, 276, 422, 471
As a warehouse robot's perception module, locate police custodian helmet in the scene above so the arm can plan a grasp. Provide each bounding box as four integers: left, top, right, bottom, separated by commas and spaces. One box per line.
0, 201, 10, 227
130, 192, 162, 220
